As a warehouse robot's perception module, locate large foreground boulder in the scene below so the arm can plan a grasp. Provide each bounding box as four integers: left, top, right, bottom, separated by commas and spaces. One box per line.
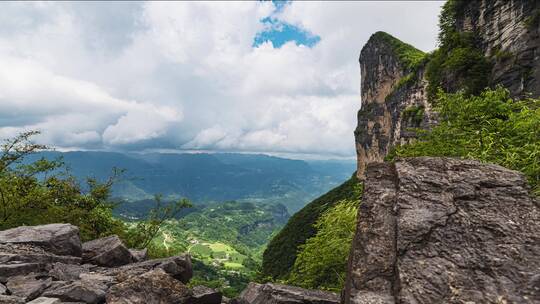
343, 157, 540, 304
0, 224, 82, 257
234, 282, 339, 304
82, 235, 133, 267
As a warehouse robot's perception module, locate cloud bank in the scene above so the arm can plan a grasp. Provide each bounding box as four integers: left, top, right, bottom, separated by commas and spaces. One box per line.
0, 1, 442, 158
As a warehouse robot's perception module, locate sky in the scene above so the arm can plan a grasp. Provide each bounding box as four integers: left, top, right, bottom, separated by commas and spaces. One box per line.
0, 1, 443, 159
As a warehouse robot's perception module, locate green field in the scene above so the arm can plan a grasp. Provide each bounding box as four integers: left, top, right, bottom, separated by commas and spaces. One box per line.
188, 241, 247, 270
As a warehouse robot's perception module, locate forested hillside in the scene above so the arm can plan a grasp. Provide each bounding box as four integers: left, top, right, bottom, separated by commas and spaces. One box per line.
261, 173, 362, 283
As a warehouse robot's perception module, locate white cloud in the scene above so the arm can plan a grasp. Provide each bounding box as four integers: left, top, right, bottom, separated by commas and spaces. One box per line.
0, 1, 442, 158
0, 55, 182, 147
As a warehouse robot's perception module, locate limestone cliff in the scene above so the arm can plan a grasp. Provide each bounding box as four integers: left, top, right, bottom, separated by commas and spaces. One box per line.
354, 32, 436, 178
355, 0, 540, 179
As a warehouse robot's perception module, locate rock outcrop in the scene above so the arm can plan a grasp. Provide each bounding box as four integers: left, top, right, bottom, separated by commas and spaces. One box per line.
0, 224, 82, 257
0, 226, 211, 304
82, 235, 133, 267
343, 157, 540, 303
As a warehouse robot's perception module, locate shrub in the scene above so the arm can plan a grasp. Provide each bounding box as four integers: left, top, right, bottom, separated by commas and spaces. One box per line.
372, 31, 425, 71
261, 174, 362, 280
287, 199, 359, 292
426, 1, 492, 100
402, 105, 425, 126
389, 87, 540, 195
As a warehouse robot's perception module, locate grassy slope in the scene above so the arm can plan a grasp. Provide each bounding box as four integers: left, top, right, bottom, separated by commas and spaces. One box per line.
261, 173, 361, 279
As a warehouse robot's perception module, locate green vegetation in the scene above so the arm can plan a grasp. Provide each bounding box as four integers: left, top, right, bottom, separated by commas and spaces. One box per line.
287, 199, 358, 292
523, 9, 540, 30
261, 174, 362, 280
426, 0, 491, 100
402, 105, 425, 126
493, 47, 514, 62
0, 131, 189, 249
395, 72, 416, 90
372, 31, 425, 70
388, 87, 540, 195
139, 201, 289, 297
0, 131, 124, 239
189, 260, 252, 298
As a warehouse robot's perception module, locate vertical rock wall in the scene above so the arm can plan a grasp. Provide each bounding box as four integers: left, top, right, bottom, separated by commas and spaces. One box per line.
354, 33, 434, 179
457, 0, 540, 97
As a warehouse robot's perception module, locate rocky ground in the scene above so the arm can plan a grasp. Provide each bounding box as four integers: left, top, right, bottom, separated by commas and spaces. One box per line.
0, 223, 338, 304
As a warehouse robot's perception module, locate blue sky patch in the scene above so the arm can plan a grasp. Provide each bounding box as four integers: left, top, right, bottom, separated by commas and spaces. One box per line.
253, 1, 320, 48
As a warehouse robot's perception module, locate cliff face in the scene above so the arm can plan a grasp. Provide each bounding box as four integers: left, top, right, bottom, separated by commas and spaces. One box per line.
343, 157, 540, 304
354, 33, 435, 179
456, 0, 540, 97
355, 0, 540, 179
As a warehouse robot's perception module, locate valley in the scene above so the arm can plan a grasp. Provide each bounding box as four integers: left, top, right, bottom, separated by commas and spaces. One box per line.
19, 151, 355, 296
143, 201, 291, 296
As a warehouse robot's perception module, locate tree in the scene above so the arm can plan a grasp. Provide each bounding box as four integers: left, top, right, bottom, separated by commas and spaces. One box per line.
0, 131, 191, 249
390, 87, 540, 195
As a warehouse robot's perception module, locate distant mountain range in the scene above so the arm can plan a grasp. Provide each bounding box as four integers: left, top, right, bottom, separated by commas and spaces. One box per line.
26, 151, 355, 212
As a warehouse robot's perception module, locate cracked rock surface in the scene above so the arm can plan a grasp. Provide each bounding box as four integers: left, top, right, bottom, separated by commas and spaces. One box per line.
343, 157, 540, 304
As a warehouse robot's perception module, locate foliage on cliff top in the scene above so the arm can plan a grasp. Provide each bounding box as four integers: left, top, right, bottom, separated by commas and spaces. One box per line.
371, 31, 426, 71
388, 87, 540, 195
287, 199, 358, 292
426, 0, 491, 99
261, 173, 362, 280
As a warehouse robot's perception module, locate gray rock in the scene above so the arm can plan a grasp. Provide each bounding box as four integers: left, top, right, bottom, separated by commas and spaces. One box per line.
6, 274, 52, 301
343, 157, 540, 304
0, 224, 82, 257
82, 235, 133, 267
79, 273, 116, 287
104, 254, 192, 284
0, 295, 25, 304
0, 263, 44, 281
49, 263, 91, 281
26, 297, 62, 304
42, 280, 107, 304
190, 285, 222, 304
454, 0, 540, 98
106, 268, 191, 304
129, 248, 147, 262
0, 282, 6, 294
0, 243, 81, 265
236, 282, 339, 304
